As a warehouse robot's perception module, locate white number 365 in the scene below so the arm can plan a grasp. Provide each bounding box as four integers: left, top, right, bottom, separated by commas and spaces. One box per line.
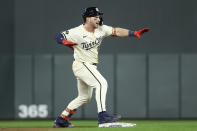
18, 104, 48, 118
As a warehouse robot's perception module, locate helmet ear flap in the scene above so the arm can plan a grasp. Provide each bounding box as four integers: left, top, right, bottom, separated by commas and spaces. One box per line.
99, 16, 103, 26
82, 16, 86, 23
82, 8, 87, 16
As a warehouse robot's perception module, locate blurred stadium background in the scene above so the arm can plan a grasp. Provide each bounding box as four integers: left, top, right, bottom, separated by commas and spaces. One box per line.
0, 0, 197, 120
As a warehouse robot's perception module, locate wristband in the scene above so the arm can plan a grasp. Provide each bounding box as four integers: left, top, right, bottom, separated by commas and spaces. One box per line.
129, 30, 135, 37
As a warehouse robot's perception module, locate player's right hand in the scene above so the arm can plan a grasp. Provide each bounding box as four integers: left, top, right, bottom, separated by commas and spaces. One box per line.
62, 40, 78, 50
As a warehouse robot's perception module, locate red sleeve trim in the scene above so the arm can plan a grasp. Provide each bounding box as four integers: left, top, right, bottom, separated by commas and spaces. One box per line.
112, 27, 117, 37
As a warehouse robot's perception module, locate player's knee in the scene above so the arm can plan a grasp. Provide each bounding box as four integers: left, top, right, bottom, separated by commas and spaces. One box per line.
78, 96, 91, 104
94, 79, 108, 89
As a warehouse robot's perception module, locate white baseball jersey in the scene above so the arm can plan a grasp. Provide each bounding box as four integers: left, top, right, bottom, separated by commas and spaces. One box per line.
61, 24, 114, 64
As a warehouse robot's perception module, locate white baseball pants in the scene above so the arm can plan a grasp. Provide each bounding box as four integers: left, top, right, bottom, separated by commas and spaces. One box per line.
67, 61, 108, 113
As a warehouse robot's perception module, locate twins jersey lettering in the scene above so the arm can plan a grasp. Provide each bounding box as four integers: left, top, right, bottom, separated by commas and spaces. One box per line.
61, 24, 114, 63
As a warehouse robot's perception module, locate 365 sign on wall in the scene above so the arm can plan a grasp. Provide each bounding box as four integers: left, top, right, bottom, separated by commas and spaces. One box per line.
18, 104, 48, 118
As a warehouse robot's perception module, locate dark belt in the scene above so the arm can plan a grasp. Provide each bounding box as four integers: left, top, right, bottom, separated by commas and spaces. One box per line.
81, 61, 97, 66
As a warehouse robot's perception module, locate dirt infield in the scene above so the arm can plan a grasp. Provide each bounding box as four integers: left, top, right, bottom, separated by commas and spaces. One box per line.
0, 126, 97, 131
0, 127, 52, 131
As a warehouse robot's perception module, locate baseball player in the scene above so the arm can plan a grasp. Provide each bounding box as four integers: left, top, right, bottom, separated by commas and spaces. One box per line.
53, 7, 150, 128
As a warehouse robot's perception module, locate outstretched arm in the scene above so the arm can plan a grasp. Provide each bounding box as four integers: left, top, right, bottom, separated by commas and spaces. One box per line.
113, 27, 150, 38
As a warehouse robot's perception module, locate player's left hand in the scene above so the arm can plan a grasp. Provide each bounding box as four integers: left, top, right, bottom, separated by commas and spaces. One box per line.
134, 28, 150, 39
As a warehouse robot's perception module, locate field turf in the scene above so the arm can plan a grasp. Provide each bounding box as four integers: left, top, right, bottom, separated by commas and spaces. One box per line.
0, 120, 197, 131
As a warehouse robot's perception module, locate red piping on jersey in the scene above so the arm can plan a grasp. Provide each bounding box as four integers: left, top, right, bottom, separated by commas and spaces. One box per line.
112, 27, 117, 37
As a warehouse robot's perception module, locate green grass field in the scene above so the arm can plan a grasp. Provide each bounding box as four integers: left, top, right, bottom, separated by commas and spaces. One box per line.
0, 120, 197, 131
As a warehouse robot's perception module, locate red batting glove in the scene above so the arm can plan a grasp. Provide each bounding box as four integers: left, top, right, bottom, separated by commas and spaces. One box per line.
62, 40, 78, 50
134, 28, 150, 39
